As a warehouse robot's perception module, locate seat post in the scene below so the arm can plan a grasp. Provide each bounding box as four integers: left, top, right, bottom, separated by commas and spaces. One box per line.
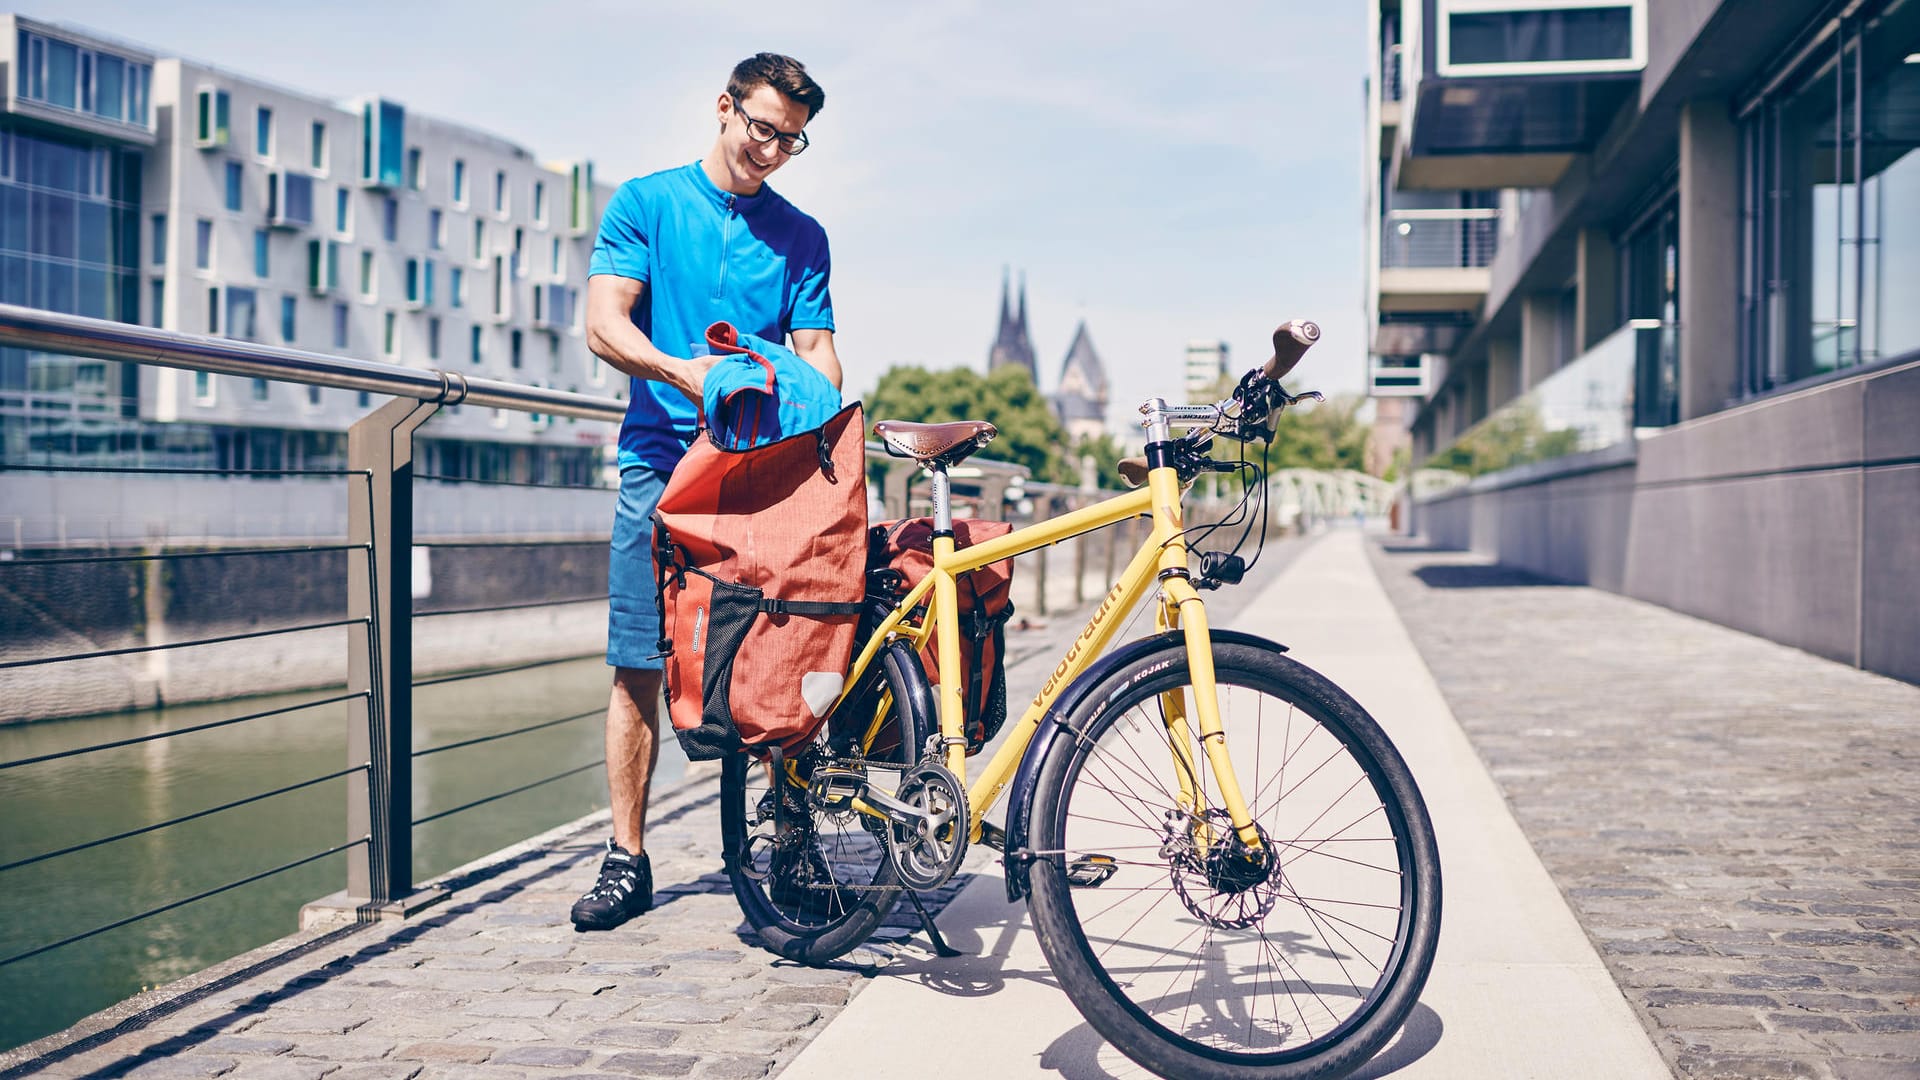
928, 463, 953, 533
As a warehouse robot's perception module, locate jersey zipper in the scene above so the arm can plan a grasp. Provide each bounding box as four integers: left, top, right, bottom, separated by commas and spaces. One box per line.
715, 194, 734, 300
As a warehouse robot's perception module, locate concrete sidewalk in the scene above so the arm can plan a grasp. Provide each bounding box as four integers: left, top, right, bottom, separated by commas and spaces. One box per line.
782, 530, 1668, 1079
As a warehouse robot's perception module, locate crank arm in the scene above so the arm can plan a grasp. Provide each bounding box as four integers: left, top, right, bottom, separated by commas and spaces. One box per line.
809, 769, 951, 833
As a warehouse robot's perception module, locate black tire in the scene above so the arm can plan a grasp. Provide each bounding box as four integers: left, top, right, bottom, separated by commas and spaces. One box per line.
1027, 639, 1441, 1080
721, 640, 932, 965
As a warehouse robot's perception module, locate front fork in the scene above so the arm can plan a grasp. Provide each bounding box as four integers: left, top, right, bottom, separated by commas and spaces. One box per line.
1147, 467, 1264, 855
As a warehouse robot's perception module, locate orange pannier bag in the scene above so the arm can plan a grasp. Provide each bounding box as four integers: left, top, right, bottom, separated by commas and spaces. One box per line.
651, 402, 868, 760
859, 517, 1016, 755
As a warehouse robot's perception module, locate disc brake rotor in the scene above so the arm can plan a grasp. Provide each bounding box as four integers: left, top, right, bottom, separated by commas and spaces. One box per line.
1164, 808, 1285, 930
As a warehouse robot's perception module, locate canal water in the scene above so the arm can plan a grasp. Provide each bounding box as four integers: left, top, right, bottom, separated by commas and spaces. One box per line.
0, 656, 688, 1053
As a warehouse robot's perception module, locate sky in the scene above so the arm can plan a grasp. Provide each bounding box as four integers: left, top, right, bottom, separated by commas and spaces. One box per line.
43, 1, 1372, 429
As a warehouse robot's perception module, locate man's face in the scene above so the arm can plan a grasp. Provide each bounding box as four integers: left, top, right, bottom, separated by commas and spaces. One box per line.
717, 85, 810, 190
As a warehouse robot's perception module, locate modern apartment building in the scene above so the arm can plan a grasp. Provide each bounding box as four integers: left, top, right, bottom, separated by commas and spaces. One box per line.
1365, 0, 1920, 684
0, 15, 618, 484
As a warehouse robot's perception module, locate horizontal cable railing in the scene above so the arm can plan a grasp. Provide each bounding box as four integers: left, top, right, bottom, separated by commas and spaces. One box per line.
1380, 208, 1500, 270
412, 759, 607, 828
0, 764, 371, 876
0, 691, 369, 771
0, 616, 372, 671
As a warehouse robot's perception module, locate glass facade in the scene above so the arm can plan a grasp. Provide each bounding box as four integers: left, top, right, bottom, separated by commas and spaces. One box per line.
1741, 0, 1920, 393
280, 293, 295, 342
1448, 7, 1634, 66
310, 121, 326, 171
255, 106, 272, 157
14, 29, 152, 127
382, 196, 398, 242
224, 160, 243, 211
1622, 194, 1681, 427
334, 186, 350, 234
0, 127, 140, 317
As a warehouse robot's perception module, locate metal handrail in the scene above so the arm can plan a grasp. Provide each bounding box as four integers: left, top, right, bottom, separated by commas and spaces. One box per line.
0, 304, 626, 424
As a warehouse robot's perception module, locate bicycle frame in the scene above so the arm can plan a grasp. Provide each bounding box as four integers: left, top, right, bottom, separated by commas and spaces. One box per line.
834, 459, 1265, 851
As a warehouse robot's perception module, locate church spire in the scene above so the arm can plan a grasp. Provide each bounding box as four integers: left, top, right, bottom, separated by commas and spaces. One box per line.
987, 267, 1038, 382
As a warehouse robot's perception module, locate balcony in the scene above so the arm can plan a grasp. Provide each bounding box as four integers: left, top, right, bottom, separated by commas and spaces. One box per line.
1378, 207, 1497, 312
1394, 0, 1645, 190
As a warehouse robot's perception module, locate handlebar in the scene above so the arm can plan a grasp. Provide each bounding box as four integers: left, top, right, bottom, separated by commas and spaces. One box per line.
1264, 320, 1320, 381
1113, 319, 1320, 487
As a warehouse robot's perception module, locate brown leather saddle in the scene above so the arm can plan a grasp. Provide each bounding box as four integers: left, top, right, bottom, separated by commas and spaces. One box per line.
872, 419, 998, 470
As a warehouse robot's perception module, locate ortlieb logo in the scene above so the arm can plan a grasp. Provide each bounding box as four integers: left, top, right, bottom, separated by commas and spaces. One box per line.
692, 606, 706, 654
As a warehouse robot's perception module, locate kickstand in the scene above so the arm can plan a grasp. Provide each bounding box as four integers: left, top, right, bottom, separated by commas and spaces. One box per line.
903, 887, 962, 958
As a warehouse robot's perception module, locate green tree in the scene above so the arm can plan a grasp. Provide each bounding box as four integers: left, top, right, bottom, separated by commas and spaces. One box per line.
1263, 394, 1370, 472
866, 364, 1073, 481
1432, 401, 1582, 476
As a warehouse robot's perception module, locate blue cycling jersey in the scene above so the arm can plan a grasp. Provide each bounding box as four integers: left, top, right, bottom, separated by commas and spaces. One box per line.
589, 162, 834, 471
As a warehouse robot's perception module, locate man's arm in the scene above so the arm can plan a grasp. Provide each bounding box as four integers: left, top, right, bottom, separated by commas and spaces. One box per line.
789, 328, 843, 391
585, 274, 715, 403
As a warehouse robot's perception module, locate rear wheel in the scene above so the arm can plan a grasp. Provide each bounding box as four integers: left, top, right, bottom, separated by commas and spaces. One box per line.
1027, 639, 1441, 1079
721, 640, 932, 964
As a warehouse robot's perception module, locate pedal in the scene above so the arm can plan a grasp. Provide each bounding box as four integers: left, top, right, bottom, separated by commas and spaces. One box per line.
1065, 854, 1119, 888
807, 768, 867, 815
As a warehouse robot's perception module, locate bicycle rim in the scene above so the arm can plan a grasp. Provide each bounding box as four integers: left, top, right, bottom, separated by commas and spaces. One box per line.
1031, 644, 1438, 1076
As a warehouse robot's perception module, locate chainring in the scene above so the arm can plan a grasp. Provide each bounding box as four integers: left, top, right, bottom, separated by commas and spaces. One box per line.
887, 760, 969, 890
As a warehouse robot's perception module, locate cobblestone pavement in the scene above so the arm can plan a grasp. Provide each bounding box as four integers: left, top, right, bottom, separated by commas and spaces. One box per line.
2, 533, 1304, 1080
1369, 541, 1920, 1080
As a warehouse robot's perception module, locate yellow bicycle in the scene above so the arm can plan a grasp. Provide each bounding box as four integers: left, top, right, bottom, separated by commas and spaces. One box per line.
720, 322, 1441, 1080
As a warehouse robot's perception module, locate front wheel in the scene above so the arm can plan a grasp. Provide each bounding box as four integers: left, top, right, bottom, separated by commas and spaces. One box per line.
1026, 639, 1441, 1080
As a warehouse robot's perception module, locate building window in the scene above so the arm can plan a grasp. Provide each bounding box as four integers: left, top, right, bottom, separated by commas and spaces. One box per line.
451, 266, 465, 309
14, 31, 150, 124
1622, 194, 1680, 427
195, 218, 214, 270
196, 87, 231, 146
452, 158, 467, 206
492, 254, 507, 317
383, 310, 398, 357
194, 370, 215, 404
251, 377, 270, 402
406, 257, 421, 304
226, 286, 258, 340
428, 208, 443, 250
470, 323, 483, 364
224, 160, 244, 211
151, 213, 166, 265
149, 278, 164, 328
551, 235, 563, 277
254, 228, 270, 278
428, 315, 441, 360
359, 248, 375, 298
307, 384, 322, 408
361, 99, 405, 188
280, 293, 297, 342
358, 390, 371, 408
335, 186, 351, 235
533, 179, 547, 225
406, 146, 423, 190
512, 227, 525, 279
494, 169, 508, 215
255, 105, 273, 158
473, 218, 485, 261
311, 120, 327, 171
424, 258, 436, 307
510, 328, 523, 369
332, 300, 349, 348
381, 196, 398, 243
1740, 1, 1920, 394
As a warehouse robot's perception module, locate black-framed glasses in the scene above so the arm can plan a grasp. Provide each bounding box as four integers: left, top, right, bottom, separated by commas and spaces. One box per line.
730, 93, 809, 156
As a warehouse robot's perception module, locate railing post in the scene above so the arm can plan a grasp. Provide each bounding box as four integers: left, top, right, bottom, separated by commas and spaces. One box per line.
345, 394, 444, 916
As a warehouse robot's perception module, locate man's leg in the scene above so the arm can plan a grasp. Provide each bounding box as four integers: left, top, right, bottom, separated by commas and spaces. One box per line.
606, 667, 661, 855
574, 465, 669, 932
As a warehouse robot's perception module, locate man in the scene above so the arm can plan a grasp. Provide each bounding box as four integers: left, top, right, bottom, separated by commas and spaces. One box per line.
573, 53, 841, 931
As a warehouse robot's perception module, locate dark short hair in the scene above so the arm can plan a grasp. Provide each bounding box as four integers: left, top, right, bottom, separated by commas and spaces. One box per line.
727, 53, 825, 121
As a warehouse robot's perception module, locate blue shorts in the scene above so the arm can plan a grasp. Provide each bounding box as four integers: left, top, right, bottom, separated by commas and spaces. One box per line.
607, 465, 670, 670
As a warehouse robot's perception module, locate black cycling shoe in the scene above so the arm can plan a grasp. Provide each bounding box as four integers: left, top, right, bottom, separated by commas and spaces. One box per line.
570, 839, 653, 931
